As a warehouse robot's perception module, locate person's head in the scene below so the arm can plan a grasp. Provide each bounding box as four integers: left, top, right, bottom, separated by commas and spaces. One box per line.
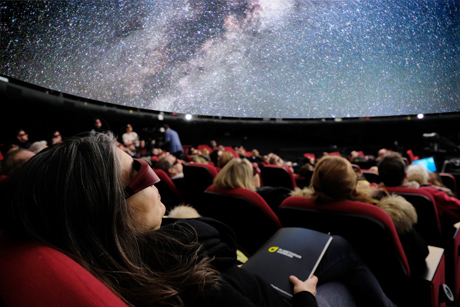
209, 140, 217, 148
94, 118, 102, 129
51, 130, 62, 144
6, 133, 219, 305
155, 154, 183, 178
406, 164, 429, 185
29, 141, 48, 154
125, 124, 133, 133
217, 151, 234, 168
2, 149, 35, 176
269, 154, 283, 166
201, 148, 210, 156
251, 149, 259, 157
8, 133, 165, 236
310, 155, 358, 203
376, 148, 389, 161
163, 124, 170, 131
213, 158, 255, 191
16, 129, 28, 143
378, 152, 406, 187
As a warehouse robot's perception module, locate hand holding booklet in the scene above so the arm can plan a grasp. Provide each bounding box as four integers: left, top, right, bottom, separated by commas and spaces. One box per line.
242, 227, 333, 298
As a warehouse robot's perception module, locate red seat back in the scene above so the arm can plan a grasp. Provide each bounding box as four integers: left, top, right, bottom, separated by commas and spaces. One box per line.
201, 185, 281, 256
0, 232, 127, 307
278, 197, 413, 305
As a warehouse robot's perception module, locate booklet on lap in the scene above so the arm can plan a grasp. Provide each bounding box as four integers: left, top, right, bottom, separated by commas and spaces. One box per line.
242, 227, 333, 298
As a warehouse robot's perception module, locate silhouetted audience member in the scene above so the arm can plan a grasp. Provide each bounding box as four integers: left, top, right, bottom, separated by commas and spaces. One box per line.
90, 118, 105, 135
15, 129, 31, 149
50, 130, 63, 145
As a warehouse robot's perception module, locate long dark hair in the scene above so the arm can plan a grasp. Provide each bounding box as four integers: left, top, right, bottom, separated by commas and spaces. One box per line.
5, 133, 220, 306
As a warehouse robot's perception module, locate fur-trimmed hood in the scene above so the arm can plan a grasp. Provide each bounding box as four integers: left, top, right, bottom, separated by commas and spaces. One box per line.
377, 194, 417, 233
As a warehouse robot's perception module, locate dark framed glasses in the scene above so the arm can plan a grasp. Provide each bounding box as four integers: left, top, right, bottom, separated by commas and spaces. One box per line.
125, 159, 161, 198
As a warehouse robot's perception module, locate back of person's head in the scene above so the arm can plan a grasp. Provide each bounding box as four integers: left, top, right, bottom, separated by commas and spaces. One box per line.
213, 158, 254, 191
209, 149, 221, 165
378, 152, 406, 187
310, 155, 357, 203
155, 155, 173, 173
377, 194, 417, 233
2, 149, 35, 176
217, 151, 234, 168
406, 164, 429, 185
5, 132, 219, 305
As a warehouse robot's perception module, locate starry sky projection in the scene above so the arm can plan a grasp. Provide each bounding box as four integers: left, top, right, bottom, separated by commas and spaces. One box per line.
1, 0, 459, 118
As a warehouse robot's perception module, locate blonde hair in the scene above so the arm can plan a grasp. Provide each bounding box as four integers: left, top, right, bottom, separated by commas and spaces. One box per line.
213, 158, 255, 191
218, 151, 234, 168
377, 194, 417, 233
310, 156, 357, 203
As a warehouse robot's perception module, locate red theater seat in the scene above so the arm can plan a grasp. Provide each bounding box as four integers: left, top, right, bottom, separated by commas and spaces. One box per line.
0, 231, 127, 307
278, 197, 448, 307
260, 164, 297, 190
201, 185, 281, 256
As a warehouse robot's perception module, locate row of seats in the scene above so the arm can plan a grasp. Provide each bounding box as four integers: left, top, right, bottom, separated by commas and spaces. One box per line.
197, 185, 449, 307
158, 161, 460, 307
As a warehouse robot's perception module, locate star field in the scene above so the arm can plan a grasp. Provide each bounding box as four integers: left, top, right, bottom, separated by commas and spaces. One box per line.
1, 0, 459, 118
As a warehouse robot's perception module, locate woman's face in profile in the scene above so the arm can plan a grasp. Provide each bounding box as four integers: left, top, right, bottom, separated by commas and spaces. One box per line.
118, 148, 165, 230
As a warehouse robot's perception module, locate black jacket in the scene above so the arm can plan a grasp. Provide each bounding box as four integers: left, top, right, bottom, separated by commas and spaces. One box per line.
162, 217, 317, 307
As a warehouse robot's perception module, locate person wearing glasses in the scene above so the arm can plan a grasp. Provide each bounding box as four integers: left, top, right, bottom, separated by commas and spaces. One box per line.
3, 133, 396, 307
155, 154, 187, 199
15, 129, 31, 149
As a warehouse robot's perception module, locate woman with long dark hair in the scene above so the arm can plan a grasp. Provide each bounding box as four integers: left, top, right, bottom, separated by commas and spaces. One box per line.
3, 133, 394, 306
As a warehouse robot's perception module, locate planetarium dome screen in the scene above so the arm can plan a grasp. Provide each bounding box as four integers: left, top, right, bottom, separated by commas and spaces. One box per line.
1, 0, 459, 119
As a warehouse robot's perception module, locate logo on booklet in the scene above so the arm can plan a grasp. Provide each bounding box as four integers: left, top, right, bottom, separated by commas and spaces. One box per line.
268, 246, 302, 259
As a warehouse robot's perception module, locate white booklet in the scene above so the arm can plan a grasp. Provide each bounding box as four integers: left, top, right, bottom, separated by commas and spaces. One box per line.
242, 227, 333, 298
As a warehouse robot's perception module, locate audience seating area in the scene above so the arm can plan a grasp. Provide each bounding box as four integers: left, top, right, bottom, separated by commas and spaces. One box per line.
3, 134, 460, 307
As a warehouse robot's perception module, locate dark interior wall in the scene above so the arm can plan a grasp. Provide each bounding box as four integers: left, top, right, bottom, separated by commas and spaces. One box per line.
2, 80, 460, 166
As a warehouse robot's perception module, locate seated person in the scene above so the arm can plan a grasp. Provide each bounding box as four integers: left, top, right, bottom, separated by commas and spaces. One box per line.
213, 159, 303, 217
291, 155, 428, 275
248, 149, 263, 164
407, 164, 454, 196
2, 133, 396, 307
379, 152, 460, 229
15, 129, 32, 149
217, 151, 234, 169
155, 154, 186, 196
